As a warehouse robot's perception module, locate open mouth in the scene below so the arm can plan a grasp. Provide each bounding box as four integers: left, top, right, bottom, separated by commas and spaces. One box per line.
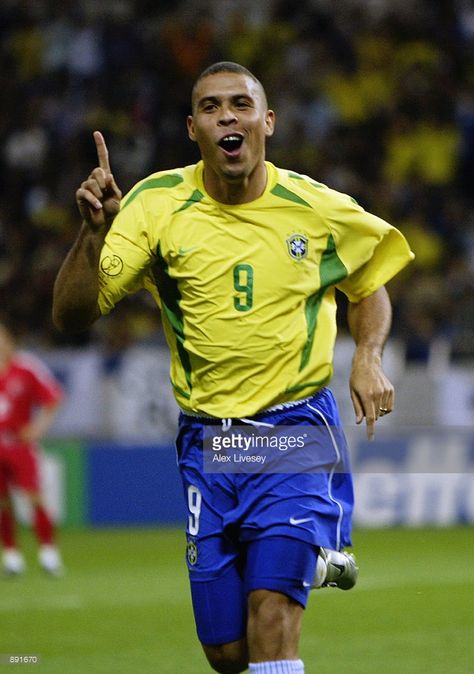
218, 134, 244, 156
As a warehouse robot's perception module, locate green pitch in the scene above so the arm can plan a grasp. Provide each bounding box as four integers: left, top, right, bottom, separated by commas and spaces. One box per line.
2, 526, 473, 673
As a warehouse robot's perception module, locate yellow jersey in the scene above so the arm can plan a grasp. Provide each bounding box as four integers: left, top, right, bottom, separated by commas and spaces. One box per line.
98, 161, 413, 417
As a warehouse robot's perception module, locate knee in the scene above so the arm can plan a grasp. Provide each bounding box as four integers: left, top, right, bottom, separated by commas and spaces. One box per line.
27, 491, 42, 507
247, 590, 302, 660
248, 589, 294, 630
203, 643, 248, 674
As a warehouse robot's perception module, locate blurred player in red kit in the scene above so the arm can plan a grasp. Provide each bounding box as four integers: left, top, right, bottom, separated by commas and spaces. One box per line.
0, 319, 64, 576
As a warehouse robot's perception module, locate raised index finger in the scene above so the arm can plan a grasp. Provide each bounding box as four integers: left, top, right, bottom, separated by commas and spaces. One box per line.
93, 130, 111, 172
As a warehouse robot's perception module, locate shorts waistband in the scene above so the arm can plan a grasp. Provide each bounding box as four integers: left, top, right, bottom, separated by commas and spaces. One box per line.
179, 393, 320, 425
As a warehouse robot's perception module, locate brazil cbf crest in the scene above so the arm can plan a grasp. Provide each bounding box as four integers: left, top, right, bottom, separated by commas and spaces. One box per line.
287, 234, 308, 260
187, 539, 198, 566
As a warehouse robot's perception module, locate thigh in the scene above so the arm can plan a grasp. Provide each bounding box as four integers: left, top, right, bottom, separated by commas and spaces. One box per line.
234, 469, 352, 551
234, 389, 354, 550
183, 477, 249, 645
191, 562, 247, 645
179, 439, 239, 579
0, 455, 9, 496
10, 445, 40, 492
244, 537, 316, 661
245, 535, 318, 608
177, 419, 248, 645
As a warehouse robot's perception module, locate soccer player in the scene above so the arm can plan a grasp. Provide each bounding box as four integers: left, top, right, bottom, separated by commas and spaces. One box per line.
52, 62, 413, 673
0, 319, 64, 577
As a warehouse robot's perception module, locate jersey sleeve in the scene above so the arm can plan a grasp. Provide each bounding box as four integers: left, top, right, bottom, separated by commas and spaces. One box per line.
98, 190, 163, 315
326, 191, 414, 302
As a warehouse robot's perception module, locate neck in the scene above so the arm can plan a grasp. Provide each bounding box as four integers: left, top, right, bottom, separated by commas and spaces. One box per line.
203, 162, 268, 205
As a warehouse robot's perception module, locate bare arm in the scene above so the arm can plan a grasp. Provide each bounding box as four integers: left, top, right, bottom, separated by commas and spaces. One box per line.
52, 132, 122, 333
347, 286, 394, 440
18, 401, 61, 444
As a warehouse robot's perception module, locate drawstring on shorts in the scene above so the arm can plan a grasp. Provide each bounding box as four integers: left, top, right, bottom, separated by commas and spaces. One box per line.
221, 417, 275, 431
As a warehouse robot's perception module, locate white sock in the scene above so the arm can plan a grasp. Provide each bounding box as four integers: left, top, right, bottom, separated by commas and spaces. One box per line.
249, 660, 304, 673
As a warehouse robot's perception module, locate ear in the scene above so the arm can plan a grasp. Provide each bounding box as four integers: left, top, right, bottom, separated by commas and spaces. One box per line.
187, 116, 197, 142
265, 109, 275, 138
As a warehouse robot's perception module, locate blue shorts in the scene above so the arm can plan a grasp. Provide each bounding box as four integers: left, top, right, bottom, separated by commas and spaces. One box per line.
176, 388, 354, 645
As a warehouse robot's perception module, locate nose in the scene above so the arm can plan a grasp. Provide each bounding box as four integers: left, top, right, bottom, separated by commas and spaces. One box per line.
218, 105, 238, 126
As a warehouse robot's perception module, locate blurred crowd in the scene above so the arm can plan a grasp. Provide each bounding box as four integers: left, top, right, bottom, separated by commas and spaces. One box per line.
0, 0, 473, 362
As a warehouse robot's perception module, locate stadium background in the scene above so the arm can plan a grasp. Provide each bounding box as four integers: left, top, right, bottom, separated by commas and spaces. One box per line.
1, 0, 473, 672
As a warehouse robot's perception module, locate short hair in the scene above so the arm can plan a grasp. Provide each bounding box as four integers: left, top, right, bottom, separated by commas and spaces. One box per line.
191, 61, 267, 109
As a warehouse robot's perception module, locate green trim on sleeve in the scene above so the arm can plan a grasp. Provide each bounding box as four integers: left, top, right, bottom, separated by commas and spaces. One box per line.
271, 184, 312, 208
288, 171, 304, 180
122, 174, 184, 209
173, 189, 204, 213
288, 171, 326, 189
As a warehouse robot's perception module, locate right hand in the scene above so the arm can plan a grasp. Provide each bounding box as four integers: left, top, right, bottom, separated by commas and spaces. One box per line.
76, 131, 122, 231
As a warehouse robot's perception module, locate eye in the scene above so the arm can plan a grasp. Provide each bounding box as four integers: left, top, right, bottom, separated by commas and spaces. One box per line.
199, 100, 218, 113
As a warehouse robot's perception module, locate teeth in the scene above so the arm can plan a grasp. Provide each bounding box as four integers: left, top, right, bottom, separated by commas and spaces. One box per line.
223, 135, 241, 141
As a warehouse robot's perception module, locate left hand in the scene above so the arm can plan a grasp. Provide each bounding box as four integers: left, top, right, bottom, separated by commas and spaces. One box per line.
349, 349, 394, 440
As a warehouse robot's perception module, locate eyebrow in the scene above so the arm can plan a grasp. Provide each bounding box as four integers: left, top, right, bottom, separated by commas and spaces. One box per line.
196, 93, 255, 109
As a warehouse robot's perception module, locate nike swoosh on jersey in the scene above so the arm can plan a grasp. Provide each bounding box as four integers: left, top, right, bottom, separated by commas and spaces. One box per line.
289, 517, 313, 525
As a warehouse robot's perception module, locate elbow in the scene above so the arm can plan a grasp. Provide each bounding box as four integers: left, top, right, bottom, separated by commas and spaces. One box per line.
52, 314, 73, 335
51, 300, 73, 334
52, 304, 99, 335
51, 303, 67, 333
51, 309, 77, 335
51, 304, 64, 333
